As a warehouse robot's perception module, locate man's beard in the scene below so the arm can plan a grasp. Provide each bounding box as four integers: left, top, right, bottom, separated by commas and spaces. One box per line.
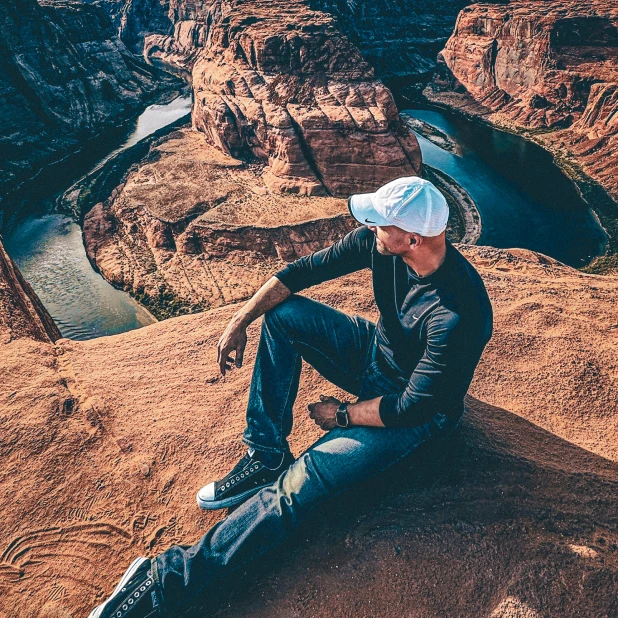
375, 239, 395, 256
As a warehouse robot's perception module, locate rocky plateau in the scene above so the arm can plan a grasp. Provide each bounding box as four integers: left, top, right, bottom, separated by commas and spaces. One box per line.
1, 234, 618, 617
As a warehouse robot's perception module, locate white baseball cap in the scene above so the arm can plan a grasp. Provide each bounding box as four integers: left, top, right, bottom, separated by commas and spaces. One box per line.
348, 176, 449, 237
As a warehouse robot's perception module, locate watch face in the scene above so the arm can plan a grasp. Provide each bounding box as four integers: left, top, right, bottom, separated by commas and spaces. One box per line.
336, 409, 349, 427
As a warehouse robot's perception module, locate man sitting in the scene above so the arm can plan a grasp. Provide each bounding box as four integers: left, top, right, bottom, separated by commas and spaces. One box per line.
89, 176, 493, 618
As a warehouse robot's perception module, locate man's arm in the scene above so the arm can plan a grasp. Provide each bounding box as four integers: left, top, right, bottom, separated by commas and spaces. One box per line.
377, 311, 469, 428
274, 225, 373, 294
308, 394, 384, 429
217, 276, 290, 375
218, 225, 373, 375
309, 311, 483, 429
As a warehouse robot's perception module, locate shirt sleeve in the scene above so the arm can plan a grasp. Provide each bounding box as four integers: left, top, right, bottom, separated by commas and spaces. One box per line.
378, 310, 475, 428
273, 225, 374, 293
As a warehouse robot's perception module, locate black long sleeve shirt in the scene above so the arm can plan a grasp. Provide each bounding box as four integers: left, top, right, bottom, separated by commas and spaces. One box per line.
273, 225, 494, 428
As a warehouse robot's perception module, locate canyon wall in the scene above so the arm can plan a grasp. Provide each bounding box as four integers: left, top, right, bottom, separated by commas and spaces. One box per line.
307, 0, 483, 81
0, 238, 60, 343
428, 0, 618, 203
82, 0, 173, 51
0, 0, 179, 208
144, 0, 422, 196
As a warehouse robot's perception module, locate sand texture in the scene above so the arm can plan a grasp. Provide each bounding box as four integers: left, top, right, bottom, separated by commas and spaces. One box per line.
0, 244, 617, 617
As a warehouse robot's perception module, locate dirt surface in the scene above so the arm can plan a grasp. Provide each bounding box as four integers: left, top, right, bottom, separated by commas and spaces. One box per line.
1, 244, 617, 617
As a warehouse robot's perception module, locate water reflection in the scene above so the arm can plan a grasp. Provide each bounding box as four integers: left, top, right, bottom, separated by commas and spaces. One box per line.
5, 95, 192, 340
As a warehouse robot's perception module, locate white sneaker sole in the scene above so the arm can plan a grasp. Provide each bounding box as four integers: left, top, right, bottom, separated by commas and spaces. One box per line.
196, 482, 271, 510
88, 556, 149, 618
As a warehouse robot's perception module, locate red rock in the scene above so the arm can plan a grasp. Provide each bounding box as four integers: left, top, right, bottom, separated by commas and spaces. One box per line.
145, 0, 422, 196
0, 239, 61, 343
429, 0, 618, 201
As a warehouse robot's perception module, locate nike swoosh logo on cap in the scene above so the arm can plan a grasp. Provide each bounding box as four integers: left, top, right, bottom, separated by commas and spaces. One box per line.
365, 218, 377, 223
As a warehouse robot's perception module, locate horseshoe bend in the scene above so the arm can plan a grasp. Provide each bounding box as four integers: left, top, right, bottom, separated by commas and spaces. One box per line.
1, 0, 618, 617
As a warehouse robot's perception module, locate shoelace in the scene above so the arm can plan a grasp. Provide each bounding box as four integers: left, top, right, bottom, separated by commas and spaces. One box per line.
218, 463, 262, 494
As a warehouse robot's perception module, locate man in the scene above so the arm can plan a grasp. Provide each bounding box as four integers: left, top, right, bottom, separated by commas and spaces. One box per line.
89, 176, 493, 618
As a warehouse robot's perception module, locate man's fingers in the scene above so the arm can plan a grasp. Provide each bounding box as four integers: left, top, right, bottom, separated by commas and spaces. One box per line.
218, 343, 234, 373
235, 344, 244, 367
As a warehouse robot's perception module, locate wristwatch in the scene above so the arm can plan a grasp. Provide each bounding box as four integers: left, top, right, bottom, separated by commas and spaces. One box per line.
336, 402, 350, 428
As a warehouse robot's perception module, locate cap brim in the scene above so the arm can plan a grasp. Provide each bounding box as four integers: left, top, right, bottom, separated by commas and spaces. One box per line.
348, 193, 391, 227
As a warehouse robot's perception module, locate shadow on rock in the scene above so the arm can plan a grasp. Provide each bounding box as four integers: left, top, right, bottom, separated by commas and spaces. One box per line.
185, 396, 618, 618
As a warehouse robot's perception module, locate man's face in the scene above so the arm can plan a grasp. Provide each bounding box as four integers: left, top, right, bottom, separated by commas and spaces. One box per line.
367, 225, 412, 256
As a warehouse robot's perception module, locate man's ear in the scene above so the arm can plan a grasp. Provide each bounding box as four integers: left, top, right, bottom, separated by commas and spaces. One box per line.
409, 233, 420, 246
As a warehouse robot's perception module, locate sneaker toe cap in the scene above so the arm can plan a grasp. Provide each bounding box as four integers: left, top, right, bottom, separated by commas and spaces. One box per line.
197, 481, 216, 503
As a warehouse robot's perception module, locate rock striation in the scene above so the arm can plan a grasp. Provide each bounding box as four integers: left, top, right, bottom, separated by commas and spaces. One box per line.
428, 0, 618, 202
0, 0, 180, 209
144, 0, 422, 196
1, 245, 617, 617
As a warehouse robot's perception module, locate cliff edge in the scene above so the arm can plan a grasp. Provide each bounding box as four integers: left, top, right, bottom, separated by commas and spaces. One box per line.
0, 244, 617, 617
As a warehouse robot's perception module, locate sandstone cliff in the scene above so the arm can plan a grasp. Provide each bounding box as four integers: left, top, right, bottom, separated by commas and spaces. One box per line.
144, 0, 422, 196
1, 245, 617, 617
0, 238, 61, 343
428, 1, 618, 207
0, 0, 179, 208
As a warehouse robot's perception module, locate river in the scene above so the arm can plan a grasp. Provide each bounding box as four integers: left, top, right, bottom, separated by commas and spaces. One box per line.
4, 98, 608, 340
403, 107, 607, 268
4, 95, 192, 341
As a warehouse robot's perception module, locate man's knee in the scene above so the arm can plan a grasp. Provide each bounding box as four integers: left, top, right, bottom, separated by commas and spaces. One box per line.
263, 294, 310, 333
274, 451, 332, 525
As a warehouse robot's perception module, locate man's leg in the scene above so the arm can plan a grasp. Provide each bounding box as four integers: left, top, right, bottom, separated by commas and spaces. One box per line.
153, 410, 460, 613
241, 294, 376, 456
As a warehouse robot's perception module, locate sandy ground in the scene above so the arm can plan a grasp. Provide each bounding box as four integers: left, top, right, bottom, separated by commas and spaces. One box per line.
1, 245, 617, 617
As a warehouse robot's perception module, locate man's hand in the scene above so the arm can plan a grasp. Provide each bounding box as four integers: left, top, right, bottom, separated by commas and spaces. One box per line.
308, 394, 342, 430
217, 317, 248, 376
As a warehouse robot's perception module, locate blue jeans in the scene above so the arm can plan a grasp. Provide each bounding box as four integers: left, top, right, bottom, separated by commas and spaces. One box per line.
152, 295, 461, 613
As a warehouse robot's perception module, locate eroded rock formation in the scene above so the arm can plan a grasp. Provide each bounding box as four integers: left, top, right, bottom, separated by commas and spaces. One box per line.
0, 0, 180, 208
83, 129, 359, 317
1, 246, 617, 617
428, 0, 618, 202
83, 129, 468, 318
144, 0, 422, 196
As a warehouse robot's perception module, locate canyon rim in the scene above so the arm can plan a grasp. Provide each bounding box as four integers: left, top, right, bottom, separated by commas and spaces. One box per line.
0, 1, 617, 617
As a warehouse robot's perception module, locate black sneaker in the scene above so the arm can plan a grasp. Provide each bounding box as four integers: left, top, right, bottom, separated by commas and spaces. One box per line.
196, 449, 295, 510
88, 557, 160, 618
